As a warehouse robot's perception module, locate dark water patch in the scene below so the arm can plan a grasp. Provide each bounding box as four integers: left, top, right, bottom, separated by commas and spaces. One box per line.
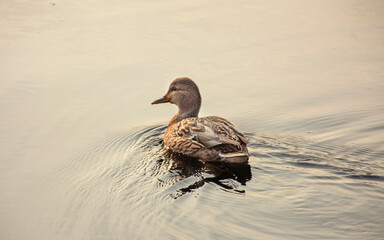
346, 174, 384, 182
307, 175, 341, 180
289, 161, 345, 170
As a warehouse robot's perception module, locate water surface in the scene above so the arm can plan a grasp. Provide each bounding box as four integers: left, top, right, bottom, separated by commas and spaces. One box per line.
1, 0, 384, 239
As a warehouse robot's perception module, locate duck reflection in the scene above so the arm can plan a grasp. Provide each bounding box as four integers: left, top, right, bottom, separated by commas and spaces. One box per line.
159, 148, 252, 199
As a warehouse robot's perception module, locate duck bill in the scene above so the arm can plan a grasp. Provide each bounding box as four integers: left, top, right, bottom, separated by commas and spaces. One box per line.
151, 96, 169, 104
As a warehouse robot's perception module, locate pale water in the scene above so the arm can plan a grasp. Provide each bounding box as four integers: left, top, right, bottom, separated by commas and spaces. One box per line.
1, 1, 384, 239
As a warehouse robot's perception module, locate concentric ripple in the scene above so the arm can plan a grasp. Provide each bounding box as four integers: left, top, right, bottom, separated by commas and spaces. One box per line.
46, 125, 384, 240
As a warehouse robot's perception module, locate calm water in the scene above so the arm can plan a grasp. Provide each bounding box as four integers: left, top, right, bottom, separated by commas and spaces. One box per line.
1, 1, 384, 239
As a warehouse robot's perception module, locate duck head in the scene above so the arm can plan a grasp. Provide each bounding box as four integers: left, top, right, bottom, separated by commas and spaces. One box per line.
152, 77, 202, 120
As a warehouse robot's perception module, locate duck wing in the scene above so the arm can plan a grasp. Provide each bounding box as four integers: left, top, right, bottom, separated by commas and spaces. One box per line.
175, 117, 247, 148
203, 116, 248, 145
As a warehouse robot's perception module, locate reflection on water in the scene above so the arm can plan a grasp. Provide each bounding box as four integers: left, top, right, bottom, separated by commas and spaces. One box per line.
163, 151, 252, 198
38, 125, 384, 240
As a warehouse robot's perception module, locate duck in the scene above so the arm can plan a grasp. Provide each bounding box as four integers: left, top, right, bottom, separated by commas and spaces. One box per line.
152, 77, 249, 163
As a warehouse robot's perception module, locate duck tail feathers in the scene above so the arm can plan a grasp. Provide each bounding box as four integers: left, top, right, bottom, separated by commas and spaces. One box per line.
218, 152, 249, 163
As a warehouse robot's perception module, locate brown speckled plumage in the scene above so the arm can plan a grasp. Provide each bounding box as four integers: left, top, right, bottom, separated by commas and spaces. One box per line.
152, 77, 249, 163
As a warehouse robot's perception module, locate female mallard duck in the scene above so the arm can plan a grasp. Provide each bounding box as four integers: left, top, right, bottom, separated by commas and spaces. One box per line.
152, 77, 249, 163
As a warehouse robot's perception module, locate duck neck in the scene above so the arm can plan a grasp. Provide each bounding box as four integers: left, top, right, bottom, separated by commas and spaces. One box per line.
168, 106, 200, 127
178, 108, 199, 119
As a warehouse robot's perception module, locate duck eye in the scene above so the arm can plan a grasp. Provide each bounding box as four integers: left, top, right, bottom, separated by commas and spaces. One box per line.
171, 86, 178, 91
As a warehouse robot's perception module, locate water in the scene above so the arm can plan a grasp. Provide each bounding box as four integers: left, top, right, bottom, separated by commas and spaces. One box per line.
1, 0, 384, 239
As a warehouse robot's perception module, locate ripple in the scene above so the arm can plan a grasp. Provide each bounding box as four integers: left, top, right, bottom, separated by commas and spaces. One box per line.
43, 124, 384, 240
